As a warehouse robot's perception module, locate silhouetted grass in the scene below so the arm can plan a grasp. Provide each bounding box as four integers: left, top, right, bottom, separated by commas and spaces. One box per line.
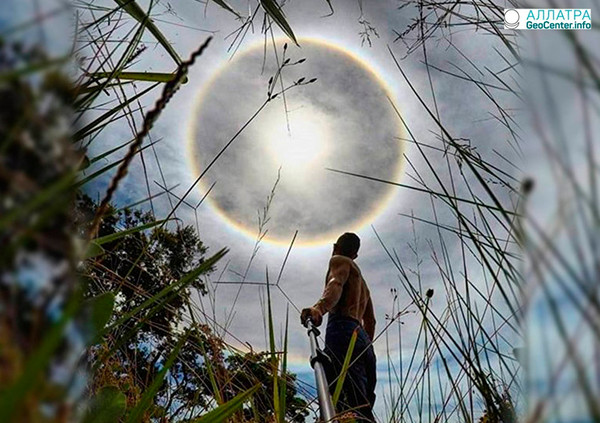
2, 0, 597, 422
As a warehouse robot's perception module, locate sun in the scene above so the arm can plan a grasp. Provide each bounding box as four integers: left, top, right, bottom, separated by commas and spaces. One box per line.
264, 108, 330, 177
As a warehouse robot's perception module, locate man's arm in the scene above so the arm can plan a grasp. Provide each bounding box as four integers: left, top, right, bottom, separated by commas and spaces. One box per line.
313, 255, 351, 314
363, 295, 376, 341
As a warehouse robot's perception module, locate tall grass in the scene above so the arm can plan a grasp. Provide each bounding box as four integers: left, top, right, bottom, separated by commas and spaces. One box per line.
1, 0, 597, 422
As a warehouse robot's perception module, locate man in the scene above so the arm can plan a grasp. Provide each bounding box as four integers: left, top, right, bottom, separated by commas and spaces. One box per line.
301, 232, 377, 422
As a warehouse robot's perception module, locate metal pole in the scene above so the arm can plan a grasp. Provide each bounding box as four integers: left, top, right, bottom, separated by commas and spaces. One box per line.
305, 318, 337, 422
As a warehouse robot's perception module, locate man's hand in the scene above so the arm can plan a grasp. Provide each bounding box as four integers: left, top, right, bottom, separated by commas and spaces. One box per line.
300, 307, 323, 327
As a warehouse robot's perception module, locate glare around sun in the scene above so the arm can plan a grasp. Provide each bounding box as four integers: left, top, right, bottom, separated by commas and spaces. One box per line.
264, 108, 330, 177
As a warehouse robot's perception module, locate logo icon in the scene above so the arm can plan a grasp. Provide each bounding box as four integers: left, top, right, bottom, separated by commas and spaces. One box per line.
504, 9, 520, 29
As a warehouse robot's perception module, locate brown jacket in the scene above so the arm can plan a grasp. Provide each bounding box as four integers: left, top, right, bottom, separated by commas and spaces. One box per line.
313, 255, 376, 340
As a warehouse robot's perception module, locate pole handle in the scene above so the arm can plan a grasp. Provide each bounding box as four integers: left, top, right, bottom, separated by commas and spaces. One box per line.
305, 316, 321, 337
304, 317, 337, 422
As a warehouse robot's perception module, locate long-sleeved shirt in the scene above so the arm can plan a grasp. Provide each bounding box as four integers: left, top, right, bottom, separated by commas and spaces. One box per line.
313, 255, 376, 340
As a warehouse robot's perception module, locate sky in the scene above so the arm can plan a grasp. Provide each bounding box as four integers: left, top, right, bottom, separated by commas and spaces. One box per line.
188, 38, 404, 245
9, 0, 598, 421
73, 0, 524, 420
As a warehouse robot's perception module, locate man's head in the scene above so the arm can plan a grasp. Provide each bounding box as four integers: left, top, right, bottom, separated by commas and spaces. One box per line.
333, 232, 361, 259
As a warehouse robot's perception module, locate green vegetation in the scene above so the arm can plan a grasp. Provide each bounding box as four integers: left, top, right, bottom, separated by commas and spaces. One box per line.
0, 0, 597, 422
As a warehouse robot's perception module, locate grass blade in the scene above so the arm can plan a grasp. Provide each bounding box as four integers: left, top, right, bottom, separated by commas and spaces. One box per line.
91, 71, 186, 83
83, 386, 127, 423
86, 292, 115, 344
332, 327, 359, 407
114, 0, 182, 65
191, 384, 260, 423
260, 0, 298, 46
266, 270, 281, 419
210, 0, 241, 18
278, 306, 289, 423
93, 218, 169, 245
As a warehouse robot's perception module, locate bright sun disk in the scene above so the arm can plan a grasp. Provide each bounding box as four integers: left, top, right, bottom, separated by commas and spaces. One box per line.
265, 109, 329, 175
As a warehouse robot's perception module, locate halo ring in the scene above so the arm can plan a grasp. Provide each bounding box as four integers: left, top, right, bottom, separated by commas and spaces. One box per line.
186, 38, 405, 247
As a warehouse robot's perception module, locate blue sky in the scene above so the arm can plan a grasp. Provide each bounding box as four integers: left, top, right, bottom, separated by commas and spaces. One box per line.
8, 0, 599, 421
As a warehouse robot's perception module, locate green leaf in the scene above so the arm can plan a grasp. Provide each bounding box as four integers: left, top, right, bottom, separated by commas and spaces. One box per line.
210, 0, 241, 18
91, 71, 187, 84
86, 292, 115, 344
201, 343, 223, 405
191, 384, 260, 423
76, 139, 159, 188
266, 270, 276, 360
93, 218, 169, 245
83, 386, 127, 423
89, 138, 135, 164
332, 327, 358, 407
266, 271, 280, 420
114, 0, 182, 65
85, 241, 105, 259
260, 0, 298, 46
76, 81, 134, 96
278, 306, 289, 423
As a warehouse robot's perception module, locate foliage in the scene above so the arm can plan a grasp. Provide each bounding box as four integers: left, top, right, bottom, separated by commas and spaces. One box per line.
0, 38, 82, 422
78, 195, 307, 421
0, 5, 307, 419
2, 0, 598, 422
223, 351, 307, 422
78, 194, 210, 335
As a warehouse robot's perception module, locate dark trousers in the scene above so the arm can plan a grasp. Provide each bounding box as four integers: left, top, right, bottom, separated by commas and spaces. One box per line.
324, 314, 377, 422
